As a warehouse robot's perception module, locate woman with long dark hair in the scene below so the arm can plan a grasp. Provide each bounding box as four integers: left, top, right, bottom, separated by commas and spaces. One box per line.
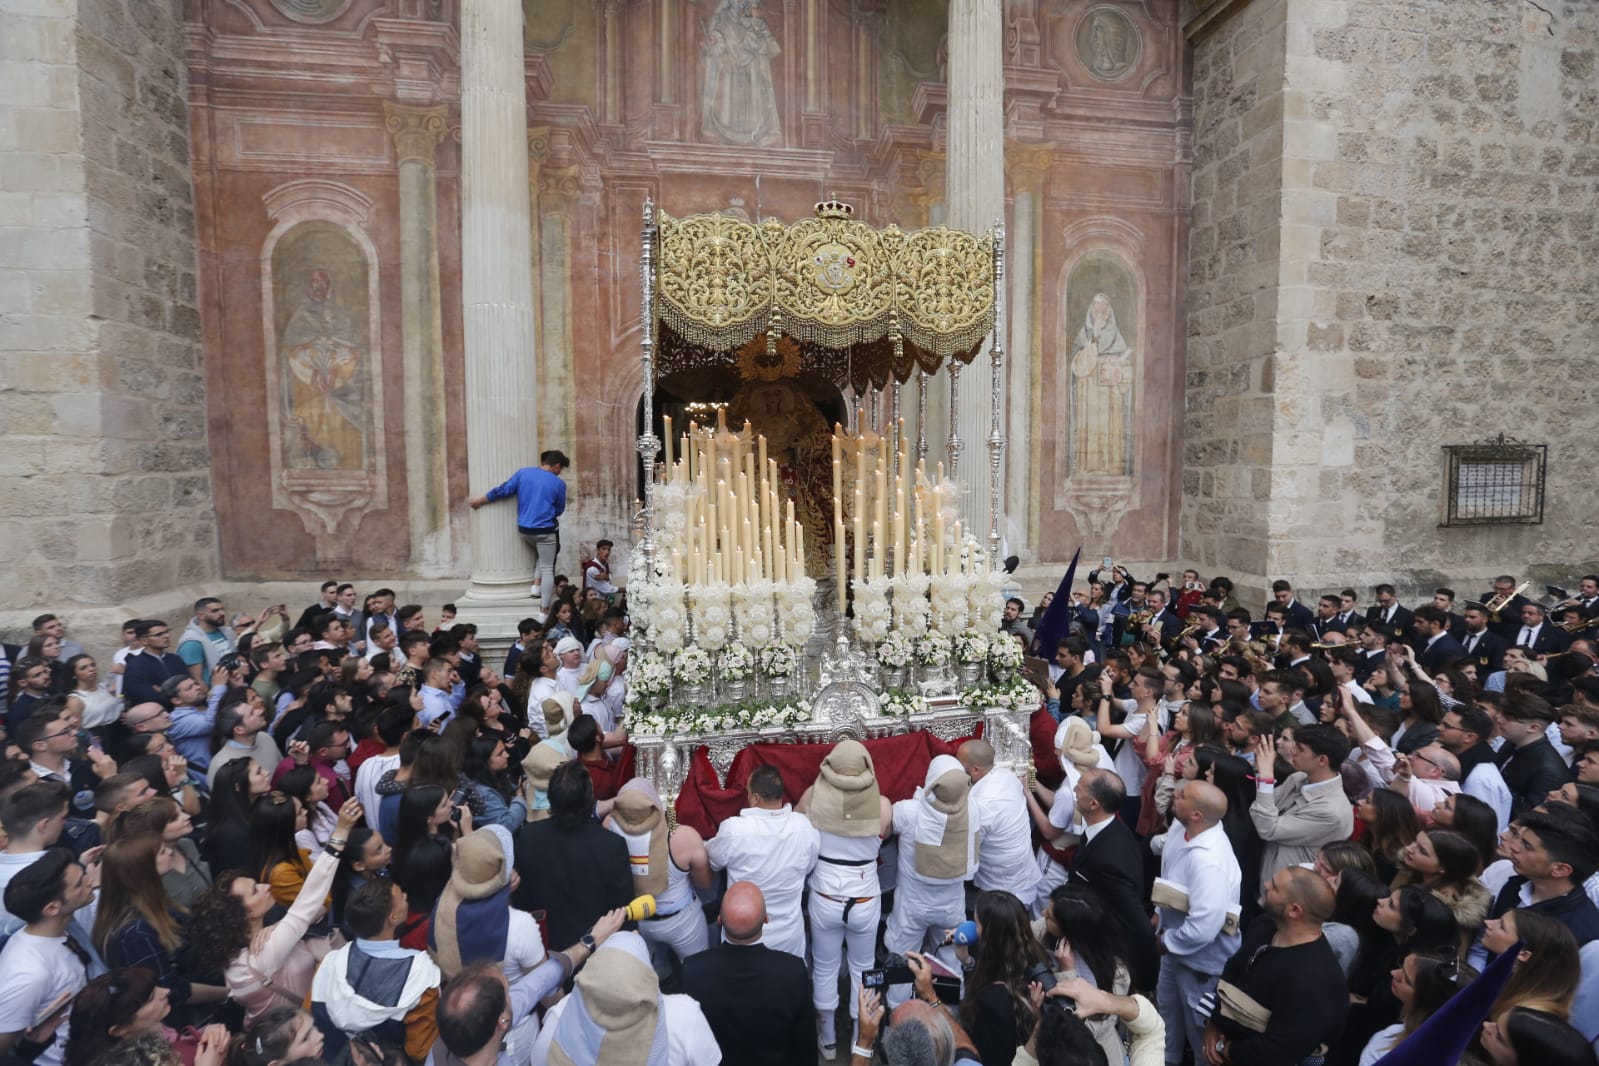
1358, 788, 1420, 885
203, 756, 271, 873
1391, 678, 1442, 754
229, 1008, 326, 1066
1396, 828, 1491, 939
63, 969, 229, 1066
330, 825, 391, 929
1204, 748, 1263, 917
1358, 949, 1477, 1064
185, 798, 361, 1026
92, 836, 227, 1023
277, 763, 337, 850
462, 734, 526, 831
1431, 792, 1500, 873
109, 797, 210, 908
1040, 883, 1132, 1066
248, 791, 312, 907
1480, 1006, 1598, 1066
948, 890, 1051, 1066
392, 784, 463, 898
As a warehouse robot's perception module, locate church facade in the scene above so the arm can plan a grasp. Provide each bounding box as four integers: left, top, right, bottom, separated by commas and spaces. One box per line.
3, 0, 1596, 634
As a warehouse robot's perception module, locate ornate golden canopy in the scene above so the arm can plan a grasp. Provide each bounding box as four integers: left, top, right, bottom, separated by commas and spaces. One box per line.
653, 201, 997, 390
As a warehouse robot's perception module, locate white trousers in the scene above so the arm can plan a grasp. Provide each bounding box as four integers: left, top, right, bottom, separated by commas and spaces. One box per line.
882, 877, 966, 1008
808, 893, 881, 1017
638, 902, 708, 963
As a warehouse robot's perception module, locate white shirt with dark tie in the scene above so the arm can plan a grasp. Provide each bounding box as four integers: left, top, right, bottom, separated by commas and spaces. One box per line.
1519, 623, 1541, 646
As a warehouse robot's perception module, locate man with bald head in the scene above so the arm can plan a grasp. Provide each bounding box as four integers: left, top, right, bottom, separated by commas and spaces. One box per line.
1154, 780, 1242, 1066
1202, 866, 1346, 1066
1389, 742, 1461, 825
680, 881, 815, 1065
957, 738, 1040, 906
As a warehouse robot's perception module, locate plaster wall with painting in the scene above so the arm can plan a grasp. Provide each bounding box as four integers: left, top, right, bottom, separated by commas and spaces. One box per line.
182, 0, 1195, 581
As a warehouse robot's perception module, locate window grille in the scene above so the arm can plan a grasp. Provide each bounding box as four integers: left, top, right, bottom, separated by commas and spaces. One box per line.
1443, 435, 1545, 526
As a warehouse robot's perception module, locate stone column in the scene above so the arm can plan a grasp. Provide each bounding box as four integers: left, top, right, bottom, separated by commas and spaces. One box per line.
458, 0, 539, 632
1006, 143, 1052, 560
384, 102, 453, 573
944, 0, 1005, 534
536, 164, 579, 460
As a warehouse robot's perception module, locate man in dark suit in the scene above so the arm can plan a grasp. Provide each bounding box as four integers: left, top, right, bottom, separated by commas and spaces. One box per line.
1335, 589, 1366, 629
512, 760, 633, 949
680, 881, 815, 1065
1429, 588, 1469, 641
1572, 576, 1599, 620
1141, 588, 1184, 653
1069, 768, 1158, 990
1270, 580, 1316, 631
1496, 694, 1572, 817
1510, 602, 1572, 658
1309, 595, 1347, 642
1351, 623, 1388, 684
1366, 584, 1415, 642
1460, 602, 1509, 675
121, 619, 191, 707
1413, 605, 1468, 673
1482, 575, 1534, 641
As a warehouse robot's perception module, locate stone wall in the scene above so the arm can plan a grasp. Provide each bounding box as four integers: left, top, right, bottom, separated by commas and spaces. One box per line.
1182, 0, 1289, 585
0, 0, 217, 630
1184, 0, 1599, 602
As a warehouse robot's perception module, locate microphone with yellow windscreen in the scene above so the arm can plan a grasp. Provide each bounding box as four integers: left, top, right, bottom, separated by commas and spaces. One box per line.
625, 894, 658, 922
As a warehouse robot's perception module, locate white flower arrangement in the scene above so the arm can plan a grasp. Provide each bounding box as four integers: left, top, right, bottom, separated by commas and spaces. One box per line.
734, 582, 777, 649
625, 651, 671, 710
672, 645, 712, 684
776, 577, 817, 645
915, 632, 952, 667
647, 582, 688, 653
689, 582, 731, 651
954, 627, 990, 664
876, 630, 912, 669
717, 641, 756, 681
879, 689, 926, 718
852, 575, 893, 645
630, 698, 814, 738
890, 572, 932, 634
977, 568, 1008, 630
988, 630, 1025, 682
761, 644, 798, 678
930, 573, 970, 636
959, 677, 1039, 711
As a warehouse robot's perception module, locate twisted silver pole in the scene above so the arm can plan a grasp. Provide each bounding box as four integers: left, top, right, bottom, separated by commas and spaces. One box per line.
988, 221, 1006, 568
947, 362, 962, 480
638, 199, 661, 583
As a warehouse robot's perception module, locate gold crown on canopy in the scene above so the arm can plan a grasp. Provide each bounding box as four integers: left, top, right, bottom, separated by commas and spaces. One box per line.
814, 200, 854, 219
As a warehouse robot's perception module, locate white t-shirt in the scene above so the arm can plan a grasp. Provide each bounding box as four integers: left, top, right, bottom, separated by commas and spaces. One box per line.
705, 806, 820, 957
1111, 707, 1151, 796
354, 752, 401, 828
0, 932, 88, 1066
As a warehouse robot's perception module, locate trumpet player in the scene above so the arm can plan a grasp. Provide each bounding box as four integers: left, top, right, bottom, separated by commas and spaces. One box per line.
1481, 574, 1535, 640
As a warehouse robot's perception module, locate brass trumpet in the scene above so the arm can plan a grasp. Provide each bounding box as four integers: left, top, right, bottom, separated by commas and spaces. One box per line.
1485, 581, 1530, 621
1557, 614, 1599, 634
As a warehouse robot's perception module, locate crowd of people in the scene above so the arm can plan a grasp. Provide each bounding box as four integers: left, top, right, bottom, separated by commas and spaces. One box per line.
0, 562, 1595, 1066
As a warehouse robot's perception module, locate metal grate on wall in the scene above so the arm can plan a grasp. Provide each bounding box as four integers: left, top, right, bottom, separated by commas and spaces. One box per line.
1443, 435, 1546, 526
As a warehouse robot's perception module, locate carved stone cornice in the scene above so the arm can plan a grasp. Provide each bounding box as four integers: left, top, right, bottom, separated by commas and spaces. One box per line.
1006, 141, 1055, 193
383, 102, 448, 167
1184, 0, 1257, 43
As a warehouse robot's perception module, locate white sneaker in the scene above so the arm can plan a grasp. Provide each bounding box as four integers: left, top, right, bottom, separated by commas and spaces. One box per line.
817, 1012, 837, 1060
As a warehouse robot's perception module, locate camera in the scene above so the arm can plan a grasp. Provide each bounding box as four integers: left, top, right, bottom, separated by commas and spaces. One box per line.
1025, 959, 1058, 993
862, 954, 915, 989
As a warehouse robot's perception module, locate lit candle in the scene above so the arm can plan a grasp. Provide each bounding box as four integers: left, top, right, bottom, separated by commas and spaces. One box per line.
835, 515, 847, 608
870, 519, 881, 579
853, 487, 865, 586
663, 415, 674, 469
832, 425, 842, 513
874, 447, 887, 581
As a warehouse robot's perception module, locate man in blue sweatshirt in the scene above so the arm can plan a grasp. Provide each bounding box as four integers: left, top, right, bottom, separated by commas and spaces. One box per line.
467, 449, 569, 612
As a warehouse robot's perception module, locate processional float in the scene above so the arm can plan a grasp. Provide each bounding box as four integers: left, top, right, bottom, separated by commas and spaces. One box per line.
625, 199, 1034, 819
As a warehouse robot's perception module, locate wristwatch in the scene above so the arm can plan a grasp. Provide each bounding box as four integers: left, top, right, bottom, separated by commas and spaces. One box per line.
1215, 1037, 1227, 1059
580, 932, 597, 952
